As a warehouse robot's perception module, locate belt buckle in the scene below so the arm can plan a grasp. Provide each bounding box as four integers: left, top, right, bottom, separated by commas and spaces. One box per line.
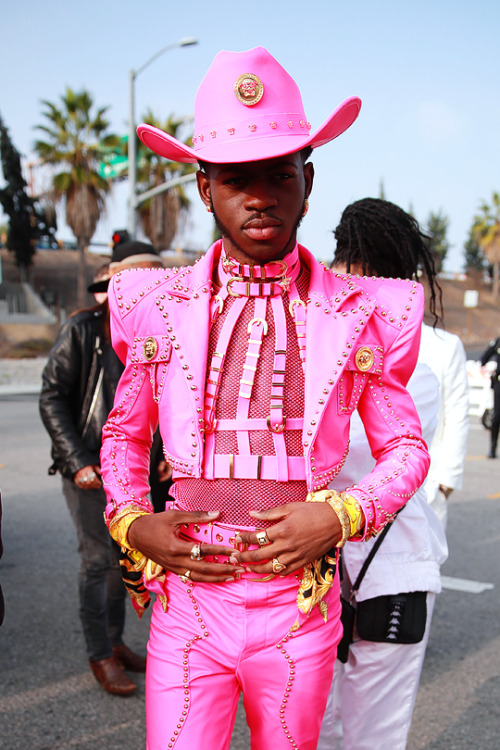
232, 530, 247, 580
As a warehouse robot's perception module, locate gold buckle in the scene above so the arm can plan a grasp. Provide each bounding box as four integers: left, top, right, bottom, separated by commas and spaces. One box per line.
226, 276, 244, 297
269, 260, 287, 279
289, 298, 306, 316
267, 415, 287, 433
247, 317, 268, 335
213, 295, 224, 314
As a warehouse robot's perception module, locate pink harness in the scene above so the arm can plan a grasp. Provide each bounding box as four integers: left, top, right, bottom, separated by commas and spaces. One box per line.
172, 244, 310, 525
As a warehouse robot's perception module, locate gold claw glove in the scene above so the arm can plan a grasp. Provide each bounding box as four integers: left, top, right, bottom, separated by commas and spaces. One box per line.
295, 490, 365, 626
306, 489, 365, 546
107, 504, 166, 617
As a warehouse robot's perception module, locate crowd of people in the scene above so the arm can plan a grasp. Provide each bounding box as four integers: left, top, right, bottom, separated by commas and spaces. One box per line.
0, 43, 477, 750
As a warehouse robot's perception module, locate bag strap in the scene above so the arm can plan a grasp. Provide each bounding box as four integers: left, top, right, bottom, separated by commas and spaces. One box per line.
349, 520, 394, 597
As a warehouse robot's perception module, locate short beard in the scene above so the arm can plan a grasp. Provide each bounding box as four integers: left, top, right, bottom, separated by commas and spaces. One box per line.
210, 197, 307, 262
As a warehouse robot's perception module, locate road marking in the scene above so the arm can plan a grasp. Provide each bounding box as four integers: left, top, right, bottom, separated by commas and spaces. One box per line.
441, 575, 494, 593
487, 492, 500, 499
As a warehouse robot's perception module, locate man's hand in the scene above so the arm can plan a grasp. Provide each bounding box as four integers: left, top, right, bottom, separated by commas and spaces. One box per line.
74, 465, 102, 490
127, 509, 245, 583
233, 502, 342, 576
156, 459, 173, 483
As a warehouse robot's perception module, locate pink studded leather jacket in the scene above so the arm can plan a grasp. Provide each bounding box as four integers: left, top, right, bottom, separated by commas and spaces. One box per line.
101, 243, 429, 538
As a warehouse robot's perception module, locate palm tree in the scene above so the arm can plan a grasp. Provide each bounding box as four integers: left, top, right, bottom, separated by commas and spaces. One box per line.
426, 210, 450, 273
135, 112, 196, 251
473, 192, 500, 303
34, 88, 118, 307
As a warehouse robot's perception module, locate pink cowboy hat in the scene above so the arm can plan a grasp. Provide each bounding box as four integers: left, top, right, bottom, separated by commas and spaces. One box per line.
137, 46, 361, 164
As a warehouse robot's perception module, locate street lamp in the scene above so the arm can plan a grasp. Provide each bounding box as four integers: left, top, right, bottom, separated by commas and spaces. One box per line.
128, 37, 198, 238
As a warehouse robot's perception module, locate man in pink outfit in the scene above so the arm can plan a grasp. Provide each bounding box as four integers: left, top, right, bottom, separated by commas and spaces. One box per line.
100, 47, 430, 749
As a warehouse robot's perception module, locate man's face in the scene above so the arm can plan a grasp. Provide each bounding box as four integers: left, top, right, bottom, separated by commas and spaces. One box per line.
197, 153, 314, 265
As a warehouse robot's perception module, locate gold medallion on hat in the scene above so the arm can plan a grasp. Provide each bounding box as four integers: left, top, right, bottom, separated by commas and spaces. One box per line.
354, 346, 374, 372
234, 73, 264, 106
143, 336, 158, 361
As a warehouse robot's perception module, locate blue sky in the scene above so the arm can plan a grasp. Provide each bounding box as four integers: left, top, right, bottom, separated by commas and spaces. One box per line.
1, 0, 498, 271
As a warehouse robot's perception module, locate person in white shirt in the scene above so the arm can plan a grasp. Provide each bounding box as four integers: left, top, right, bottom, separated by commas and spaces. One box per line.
318, 198, 469, 750
418, 324, 469, 527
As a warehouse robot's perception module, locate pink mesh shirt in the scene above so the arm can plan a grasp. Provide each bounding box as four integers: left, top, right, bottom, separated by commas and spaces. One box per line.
172, 246, 310, 526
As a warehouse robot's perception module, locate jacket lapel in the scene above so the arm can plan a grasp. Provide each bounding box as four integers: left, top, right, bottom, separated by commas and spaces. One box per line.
155, 244, 219, 401
301, 250, 377, 444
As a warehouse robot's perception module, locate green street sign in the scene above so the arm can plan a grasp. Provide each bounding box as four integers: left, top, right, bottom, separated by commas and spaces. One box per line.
98, 135, 129, 180
98, 154, 129, 180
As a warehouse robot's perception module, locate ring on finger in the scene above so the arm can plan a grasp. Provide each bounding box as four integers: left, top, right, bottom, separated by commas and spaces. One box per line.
256, 530, 271, 546
190, 543, 203, 561
272, 557, 286, 574
179, 570, 192, 583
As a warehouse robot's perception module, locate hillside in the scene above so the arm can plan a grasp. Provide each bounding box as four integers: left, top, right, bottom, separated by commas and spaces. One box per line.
422, 274, 499, 352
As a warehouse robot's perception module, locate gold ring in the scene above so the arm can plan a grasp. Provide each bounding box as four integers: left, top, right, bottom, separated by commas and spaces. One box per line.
190, 543, 202, 561
272, 558, 286, 574
179, 570, 192, 583
255, 530, 270, 546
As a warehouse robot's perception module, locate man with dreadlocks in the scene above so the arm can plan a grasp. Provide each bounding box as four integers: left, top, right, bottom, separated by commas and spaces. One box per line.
100, 51, 430, 750
330, 198, 469, 527
318, 198, 469, 750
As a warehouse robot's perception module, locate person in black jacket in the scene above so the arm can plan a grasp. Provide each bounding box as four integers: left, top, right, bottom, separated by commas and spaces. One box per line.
481, 337, 500, 458
39, 241, 163, 695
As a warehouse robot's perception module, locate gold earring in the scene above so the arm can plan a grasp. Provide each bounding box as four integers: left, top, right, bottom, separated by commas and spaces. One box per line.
302, 199, 309, 217
206, 205, 212, 213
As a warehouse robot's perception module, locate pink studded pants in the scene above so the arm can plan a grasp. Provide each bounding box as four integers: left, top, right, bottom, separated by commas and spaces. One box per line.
145, 570, 342, 750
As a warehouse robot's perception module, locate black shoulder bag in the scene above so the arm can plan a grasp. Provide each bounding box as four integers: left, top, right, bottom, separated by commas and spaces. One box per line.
337, 521, 427, 663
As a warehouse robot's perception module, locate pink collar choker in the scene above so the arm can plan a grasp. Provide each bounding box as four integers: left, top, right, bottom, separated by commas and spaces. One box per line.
217, 244, 301, 298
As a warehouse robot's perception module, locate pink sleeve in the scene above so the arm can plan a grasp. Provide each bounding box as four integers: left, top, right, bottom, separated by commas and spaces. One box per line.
100, 279, 158, 522
347, 285, 430, 537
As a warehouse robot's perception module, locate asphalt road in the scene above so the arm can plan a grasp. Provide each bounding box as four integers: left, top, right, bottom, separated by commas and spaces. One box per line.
0, 395, 498, 749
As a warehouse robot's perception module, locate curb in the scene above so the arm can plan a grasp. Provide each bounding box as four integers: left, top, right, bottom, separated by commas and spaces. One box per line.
0, 357, 47, 396
0, 384, 42, 396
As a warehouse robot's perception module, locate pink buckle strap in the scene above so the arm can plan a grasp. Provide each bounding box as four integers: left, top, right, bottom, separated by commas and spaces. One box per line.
204, 453, 306, 481
218, 246, 301, 299
215, 417, 303, 431
288, 284, 307, 376
179, 518, 256, 547
269, 294, 288, 480
204, 294, 247, 433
